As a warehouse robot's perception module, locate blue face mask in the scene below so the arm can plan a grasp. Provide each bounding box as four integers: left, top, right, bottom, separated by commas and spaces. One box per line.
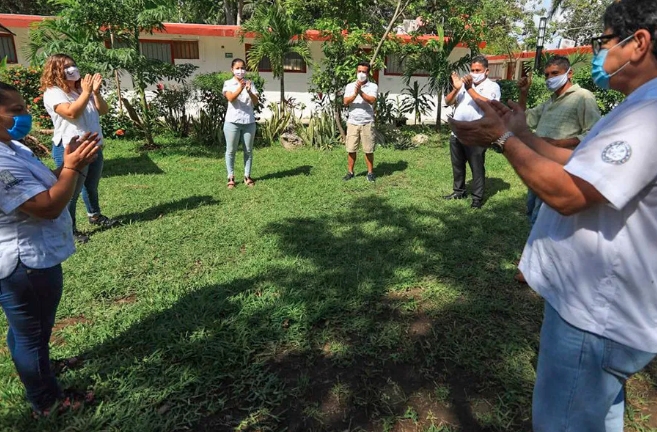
3, 114, 33, 141
592, 34, 634, 90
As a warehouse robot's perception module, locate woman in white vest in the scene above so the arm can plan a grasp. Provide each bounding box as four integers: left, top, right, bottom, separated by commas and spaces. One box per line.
0, 82, 98, 415
41, 54, 119, 243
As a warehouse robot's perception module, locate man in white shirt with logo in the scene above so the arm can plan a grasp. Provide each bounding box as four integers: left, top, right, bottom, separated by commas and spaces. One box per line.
444, 56, 501, 209
343, 61, 378, 183
449, 0, 657, 430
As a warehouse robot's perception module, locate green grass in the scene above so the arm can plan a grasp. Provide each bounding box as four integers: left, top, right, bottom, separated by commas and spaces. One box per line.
1, 134, 656, 431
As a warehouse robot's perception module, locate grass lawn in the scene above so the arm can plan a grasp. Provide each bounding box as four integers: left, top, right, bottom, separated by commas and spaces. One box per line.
1, 134, 656, 431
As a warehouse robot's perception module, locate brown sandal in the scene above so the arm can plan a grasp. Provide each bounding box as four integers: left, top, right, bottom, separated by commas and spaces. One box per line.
227, 177, 236, 189
244, 177, 255, 187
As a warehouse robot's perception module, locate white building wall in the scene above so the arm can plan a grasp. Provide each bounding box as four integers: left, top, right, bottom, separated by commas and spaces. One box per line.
4, 22, 471, 124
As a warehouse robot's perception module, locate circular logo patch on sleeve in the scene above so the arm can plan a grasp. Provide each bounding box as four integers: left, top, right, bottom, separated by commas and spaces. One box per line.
601, 141, 631, 165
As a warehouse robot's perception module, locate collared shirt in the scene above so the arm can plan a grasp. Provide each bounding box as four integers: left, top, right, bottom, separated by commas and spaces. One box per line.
452, 78, 501, 123
345, 81, 378, 125
519, 77, 657, 352
526, 84, 601, 142
43, 87, 103, 147
222, 78, 259, 124
0, 141, 75, 279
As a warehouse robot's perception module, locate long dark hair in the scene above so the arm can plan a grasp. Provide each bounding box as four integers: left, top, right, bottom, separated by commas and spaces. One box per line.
0, 82, 19, 106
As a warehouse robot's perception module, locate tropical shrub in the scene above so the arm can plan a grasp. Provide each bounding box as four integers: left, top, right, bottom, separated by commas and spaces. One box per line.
0, 65, 53, 129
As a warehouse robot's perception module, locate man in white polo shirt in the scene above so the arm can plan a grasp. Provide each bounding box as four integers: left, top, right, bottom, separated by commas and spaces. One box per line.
444, 55, 501, 208
343, 61, 378, 183
448, 0, 657, 430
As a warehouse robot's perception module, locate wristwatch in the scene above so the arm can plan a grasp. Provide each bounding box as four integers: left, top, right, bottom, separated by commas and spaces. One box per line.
490, 131, 515, 153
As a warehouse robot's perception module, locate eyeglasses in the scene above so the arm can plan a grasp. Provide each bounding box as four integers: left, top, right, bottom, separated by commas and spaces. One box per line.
591, 34, 618, 55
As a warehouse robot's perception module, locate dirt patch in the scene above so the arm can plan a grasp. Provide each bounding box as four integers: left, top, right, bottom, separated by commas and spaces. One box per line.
114, 294, 138, 305
408, 314, 433, 337
387, 287, 424, 301
51, 316, 91, 346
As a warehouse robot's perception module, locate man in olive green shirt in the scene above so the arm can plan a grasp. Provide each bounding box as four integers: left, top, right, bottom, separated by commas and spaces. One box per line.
519, 56, 601, 223
515, 55, 601, 283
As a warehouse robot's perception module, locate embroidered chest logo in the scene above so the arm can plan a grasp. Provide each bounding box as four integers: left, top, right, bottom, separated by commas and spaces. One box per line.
601, 141, 631, 165
0, 170, 23, 190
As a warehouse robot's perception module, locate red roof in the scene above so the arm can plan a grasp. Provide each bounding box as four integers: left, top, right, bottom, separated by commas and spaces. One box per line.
486, 46, 592, 61
0, 13, 483, 47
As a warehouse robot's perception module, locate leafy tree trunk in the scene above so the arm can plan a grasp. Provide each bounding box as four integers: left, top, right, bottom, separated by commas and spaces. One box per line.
224, 0, 236, 25
280, 68, 285, 103
133, 27, 155, 147
435, 90, 442, 132
236, 0, 244, 25
334, 91, 345, 140
137, 80, 155, 147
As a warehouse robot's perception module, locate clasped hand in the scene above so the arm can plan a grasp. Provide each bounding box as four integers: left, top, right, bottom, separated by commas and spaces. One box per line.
448, 99, 531, 147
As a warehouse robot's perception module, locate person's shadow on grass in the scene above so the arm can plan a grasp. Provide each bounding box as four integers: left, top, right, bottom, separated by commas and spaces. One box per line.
113, 195, 219, 224
257, 165, 313, 181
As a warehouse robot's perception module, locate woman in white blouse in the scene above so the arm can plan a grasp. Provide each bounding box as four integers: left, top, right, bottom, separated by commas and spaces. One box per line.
0, 81, 98, 415
222, 58, 259, 189
41, 54, 118, 243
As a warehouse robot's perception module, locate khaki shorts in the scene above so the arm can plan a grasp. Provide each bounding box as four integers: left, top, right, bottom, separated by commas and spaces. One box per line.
346, 122, 375, 153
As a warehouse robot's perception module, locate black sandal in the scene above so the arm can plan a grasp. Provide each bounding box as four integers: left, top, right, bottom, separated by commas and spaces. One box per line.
227, 177, 236, 189
244, 176, 255, 187
32, 389, 95, 418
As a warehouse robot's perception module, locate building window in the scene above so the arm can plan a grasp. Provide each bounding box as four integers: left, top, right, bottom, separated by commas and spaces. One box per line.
245, 44, 307, 73
0, 34, 17, 64
109, 39, 199, 63
385, 54, 428, 76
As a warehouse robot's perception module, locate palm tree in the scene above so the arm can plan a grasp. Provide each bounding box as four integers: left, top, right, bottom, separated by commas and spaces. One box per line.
403, 30, 473, 131
240, 0, 312, 103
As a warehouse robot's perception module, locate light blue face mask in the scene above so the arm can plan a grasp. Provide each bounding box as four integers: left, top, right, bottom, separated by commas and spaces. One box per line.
546, 69, 571, 92
592, 34, 634, 90
2, 114, 33, 141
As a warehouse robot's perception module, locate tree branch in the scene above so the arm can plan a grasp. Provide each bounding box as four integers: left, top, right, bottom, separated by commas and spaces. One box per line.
368, 0, 411, 66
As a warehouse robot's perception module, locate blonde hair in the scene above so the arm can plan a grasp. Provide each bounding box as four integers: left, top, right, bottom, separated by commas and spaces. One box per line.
40, 54, 77, 93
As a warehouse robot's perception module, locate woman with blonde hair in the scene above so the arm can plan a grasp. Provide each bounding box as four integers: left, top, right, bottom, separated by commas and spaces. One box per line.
41, 54, 118, 243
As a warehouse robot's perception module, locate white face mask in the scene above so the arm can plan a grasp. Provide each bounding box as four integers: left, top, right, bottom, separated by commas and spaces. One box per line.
233, 68, 246, 79
357, 72, 368, 82
65, 66, 80, 81
470, 72, 486, 83
546, 69, 571, 92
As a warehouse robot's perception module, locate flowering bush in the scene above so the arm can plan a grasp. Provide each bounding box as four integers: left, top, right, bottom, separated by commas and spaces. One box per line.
99, 91, 141, 139
0, 66, 53, 130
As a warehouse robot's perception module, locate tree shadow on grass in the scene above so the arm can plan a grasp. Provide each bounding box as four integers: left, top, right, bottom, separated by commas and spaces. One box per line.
12, 196, 547, 432
102, 153, 165, 177
115, 195, 220, 223
257, 165, 313, 181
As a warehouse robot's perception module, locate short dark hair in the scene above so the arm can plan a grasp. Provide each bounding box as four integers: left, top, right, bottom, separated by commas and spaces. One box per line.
0, 82, 19, 106
357, 61, 371, 73
471, 55, 489, 69
603, 0, 657, 59
545, 55, 571, 71
231, 58, 246, 68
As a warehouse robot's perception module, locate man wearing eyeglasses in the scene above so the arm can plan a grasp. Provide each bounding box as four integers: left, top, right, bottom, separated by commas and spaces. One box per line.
447, 0, 657, 430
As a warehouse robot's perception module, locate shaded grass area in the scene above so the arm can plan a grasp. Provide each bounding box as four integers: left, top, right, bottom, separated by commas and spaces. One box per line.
0, 136, 655, 431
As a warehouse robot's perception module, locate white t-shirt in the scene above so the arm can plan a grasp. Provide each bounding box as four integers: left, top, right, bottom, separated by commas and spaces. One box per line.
519, 77, 657, 352
222, 78, 258, 124
345, 81, 378, 125
452, 78, 501, 122
43, 87, 103, 147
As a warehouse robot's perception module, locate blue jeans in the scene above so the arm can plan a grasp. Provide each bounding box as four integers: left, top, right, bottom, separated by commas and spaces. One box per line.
52, 144, 104, 228
0, 262, 63, 412
223, 122, 256, 178
533, 302, 656, 431
526, 189, 542, 227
